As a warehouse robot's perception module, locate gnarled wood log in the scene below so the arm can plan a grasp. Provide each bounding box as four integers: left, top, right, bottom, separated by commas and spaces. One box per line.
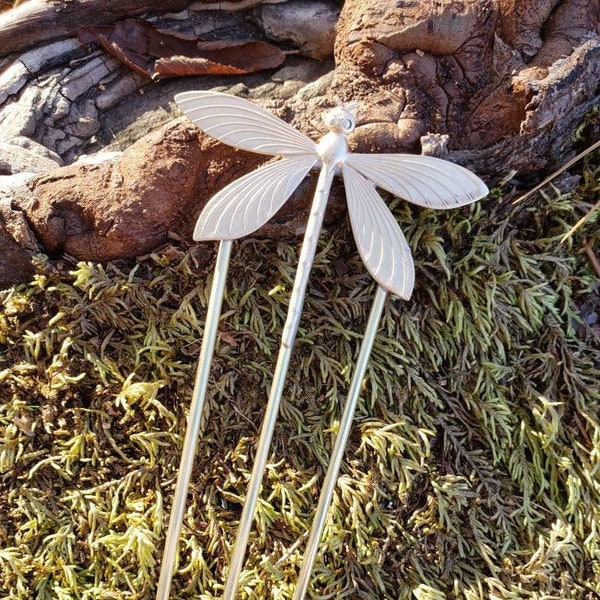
0, 0, 283, 56
0, 0, 598, 288
298, 0, 599, 176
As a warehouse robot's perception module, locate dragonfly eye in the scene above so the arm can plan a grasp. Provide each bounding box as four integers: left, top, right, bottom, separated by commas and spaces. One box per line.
323, 109, 355, 134
323, 111, 337, 129
340, 116, 355, 133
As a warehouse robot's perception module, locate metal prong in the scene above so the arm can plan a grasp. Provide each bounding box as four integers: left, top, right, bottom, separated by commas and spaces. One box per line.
222, 166, 335, 599
293, 286, 388, 600
156, 240, 233, 600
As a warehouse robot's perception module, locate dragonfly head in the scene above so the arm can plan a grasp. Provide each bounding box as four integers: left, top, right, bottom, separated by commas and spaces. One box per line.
322, 101, 358, 136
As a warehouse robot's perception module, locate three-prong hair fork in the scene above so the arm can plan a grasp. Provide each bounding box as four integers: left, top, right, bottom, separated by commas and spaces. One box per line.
156, 90, 488, 599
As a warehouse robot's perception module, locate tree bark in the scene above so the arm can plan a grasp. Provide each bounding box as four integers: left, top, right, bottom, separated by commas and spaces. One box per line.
0, 0, 277, 56
0, 0, 598, 288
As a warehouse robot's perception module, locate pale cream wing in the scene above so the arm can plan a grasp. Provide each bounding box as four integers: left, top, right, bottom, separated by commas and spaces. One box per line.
342, 164, 415, 300
194, 155, 317, 241
347, 153, 488, 209
176, 91, 317, 157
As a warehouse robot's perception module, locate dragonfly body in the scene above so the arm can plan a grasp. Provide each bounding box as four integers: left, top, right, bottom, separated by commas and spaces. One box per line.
317, 132, 347, 169
156, 90, 489, 600
315, 107, 353, 169
281, 107, 357, 347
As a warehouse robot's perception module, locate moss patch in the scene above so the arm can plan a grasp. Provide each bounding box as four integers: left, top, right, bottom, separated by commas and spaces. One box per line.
1, 163, 599, 598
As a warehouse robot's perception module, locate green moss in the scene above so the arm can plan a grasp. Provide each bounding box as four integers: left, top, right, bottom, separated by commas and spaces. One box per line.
0, 161, 598, 598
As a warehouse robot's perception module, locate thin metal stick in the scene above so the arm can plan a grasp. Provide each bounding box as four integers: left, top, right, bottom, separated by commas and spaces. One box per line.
156, 240, 233, 600
293, 286, 388, 600
512, 138, 600, 205
222, 165, 336, 599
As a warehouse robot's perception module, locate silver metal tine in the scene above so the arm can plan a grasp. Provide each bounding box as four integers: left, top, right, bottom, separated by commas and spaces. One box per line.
156, 240, 232, 600
293, 287, 387, 599
158, 90, 489, 599
222, 163, 337, 599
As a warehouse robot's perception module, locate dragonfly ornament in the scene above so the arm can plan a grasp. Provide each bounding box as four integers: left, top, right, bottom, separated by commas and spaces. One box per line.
156, 90, 488, 600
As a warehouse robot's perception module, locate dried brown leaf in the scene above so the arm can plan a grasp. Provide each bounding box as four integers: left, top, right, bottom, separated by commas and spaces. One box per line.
79, 19, 285, 80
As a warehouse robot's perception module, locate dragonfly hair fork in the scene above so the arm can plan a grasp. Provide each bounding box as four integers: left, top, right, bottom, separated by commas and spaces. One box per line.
156, 90, 488, 599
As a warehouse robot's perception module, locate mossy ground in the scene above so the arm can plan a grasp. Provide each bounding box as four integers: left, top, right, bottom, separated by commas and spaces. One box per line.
1, 155, 599, 599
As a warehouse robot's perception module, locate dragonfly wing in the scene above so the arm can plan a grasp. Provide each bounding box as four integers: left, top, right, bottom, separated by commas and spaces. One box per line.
342, 164, 415, 300
346, 153, 488, 209
194, 154, 317, 241
176, 90, 317, 157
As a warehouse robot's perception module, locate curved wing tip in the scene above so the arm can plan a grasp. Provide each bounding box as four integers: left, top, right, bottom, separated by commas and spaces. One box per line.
175, 90, 212, 99
175, 90, 222, 109
382, 270, 415, 300
193, 225, 231, 242
193, 223, 223, 242
450, 181, 488, 207
390, 281, 414, 301
396, 289, 414, 301
390, 265, 416, 300
174, 91, 198, 104
477, 181, 490, 199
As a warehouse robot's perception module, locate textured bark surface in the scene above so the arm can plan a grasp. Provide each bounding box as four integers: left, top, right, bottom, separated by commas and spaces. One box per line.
288, 0, 599, 174
0, 196, 38, 287
0, 0, 277, 56
0, 0, 598, 287
18, 120, 208, 260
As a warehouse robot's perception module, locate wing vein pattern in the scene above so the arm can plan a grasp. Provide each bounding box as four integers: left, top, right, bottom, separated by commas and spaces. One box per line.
175, 91, 317, 156
342, 164, 415, 300
347, 153, 488, 208
194, 155, 317, 241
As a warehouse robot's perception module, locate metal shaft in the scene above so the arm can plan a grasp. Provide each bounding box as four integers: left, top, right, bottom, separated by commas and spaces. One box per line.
156, 240, 233, 600
222, 165, 336, 599
293, 285, 388, 600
